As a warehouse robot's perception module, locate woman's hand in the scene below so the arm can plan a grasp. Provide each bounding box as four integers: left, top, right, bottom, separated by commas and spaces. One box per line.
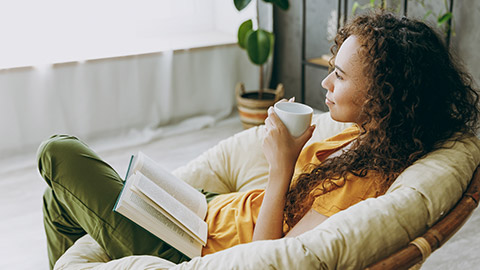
263, 99, 316, 175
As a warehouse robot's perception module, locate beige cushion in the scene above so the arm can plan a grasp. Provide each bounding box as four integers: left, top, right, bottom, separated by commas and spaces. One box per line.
54, 235, 176, 270
172, 112, 351, 193
54, 112, 480, 270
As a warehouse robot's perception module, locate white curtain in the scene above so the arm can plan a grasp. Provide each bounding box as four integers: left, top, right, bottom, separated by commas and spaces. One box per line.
0, 46, 258, 172
0, 0, 274, 172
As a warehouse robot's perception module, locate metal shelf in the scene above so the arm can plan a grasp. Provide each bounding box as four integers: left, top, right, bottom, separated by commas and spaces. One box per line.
300, 0, 348, 103
303, 55, 331, 69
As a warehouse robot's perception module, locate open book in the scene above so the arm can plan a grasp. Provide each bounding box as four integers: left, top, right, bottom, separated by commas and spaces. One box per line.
113, 151, 208, 258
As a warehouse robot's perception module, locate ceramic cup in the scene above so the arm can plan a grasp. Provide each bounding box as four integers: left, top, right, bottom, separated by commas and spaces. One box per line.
274, 102, 313, 137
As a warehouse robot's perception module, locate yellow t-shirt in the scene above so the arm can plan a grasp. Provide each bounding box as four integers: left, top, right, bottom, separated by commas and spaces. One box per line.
202, 125, 382, 256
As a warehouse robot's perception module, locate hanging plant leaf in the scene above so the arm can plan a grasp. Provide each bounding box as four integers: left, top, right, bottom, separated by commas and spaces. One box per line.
380, 0, 386, 9
352, 2, 360, 15
267, 31, 275, 57
268, 0, 289, 10
234, 0, 252, 11
238, 20, 253, 49
423, 10, 432, 20
437, 12, 452, 26
246, 29, 273, 65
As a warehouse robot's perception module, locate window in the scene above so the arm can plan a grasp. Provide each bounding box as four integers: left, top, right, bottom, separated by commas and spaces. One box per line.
0, 0, 255, 68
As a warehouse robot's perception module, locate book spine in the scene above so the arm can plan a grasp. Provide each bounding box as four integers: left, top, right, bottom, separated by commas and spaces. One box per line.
124, 155, 135, 182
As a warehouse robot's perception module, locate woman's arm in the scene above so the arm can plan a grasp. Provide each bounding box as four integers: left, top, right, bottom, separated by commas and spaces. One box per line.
252, 165, 293, 240
252, 104, 315, 241
284, 208, 328, 238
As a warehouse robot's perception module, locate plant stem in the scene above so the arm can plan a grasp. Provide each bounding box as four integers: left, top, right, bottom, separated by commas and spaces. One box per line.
256, 0, 260, 30
256, 0, 264, 99
259, 64, 264, 99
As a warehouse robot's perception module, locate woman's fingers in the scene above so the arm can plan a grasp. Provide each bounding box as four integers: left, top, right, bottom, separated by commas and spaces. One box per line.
264, 107, 276, 133
266, 107, 288, 131
296, 124, 316, 144
276, 98, 288, 104
275, 96, 295, 105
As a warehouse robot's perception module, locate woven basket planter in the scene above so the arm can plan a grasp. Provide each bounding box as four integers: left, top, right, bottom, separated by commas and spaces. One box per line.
235, 82, 284, 129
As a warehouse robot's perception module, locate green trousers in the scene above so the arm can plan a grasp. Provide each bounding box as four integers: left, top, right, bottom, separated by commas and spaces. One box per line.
38, 135, 218, 269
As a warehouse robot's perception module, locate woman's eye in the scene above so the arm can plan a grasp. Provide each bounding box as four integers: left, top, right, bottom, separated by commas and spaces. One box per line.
335, 71, 343, 80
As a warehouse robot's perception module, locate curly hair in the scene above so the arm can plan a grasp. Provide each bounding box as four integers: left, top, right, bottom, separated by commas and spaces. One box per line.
283, 11, 480, 230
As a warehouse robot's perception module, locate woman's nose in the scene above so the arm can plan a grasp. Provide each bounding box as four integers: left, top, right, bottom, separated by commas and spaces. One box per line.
321, 72, 333, 92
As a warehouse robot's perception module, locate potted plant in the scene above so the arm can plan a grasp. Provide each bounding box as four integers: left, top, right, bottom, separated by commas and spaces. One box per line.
233, 0, 289, 129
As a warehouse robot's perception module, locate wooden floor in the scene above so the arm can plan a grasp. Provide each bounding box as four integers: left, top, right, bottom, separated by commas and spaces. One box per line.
0, 113, 479, 269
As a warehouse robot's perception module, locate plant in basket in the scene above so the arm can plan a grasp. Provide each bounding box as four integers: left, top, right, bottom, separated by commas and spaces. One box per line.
234, 0, 289, 129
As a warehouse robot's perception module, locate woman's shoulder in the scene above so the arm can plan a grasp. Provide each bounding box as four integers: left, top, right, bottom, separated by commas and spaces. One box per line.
296, 125, 360, 172
310, 170, 383, 217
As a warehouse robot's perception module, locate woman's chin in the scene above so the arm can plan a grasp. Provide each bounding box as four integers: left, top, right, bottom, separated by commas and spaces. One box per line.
328, 111, 353, 123
328, 111, 340, 122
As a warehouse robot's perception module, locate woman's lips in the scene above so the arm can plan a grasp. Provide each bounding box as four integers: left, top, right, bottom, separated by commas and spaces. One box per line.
325, 97, 335, 105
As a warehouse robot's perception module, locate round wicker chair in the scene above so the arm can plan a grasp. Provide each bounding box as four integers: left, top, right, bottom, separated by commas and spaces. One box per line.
365, 166, 480, 270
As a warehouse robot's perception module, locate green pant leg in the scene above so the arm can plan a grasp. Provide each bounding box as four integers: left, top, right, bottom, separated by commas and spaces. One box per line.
38, 135, 189, 269
43, 187, 87, 269
198, 189, 220, 203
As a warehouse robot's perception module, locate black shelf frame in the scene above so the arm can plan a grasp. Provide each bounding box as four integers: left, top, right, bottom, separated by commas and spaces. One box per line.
300, 0, 349, 104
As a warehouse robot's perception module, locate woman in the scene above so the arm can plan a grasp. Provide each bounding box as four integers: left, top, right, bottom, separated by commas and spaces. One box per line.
39, 11, 479, 268
255, 11, 480, 240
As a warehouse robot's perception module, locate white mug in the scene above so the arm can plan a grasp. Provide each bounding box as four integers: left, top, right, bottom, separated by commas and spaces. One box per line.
274, 102, 313, 137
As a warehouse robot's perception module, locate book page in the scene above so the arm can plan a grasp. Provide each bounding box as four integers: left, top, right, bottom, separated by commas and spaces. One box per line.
113, 178, 202, 258
133, 152, 207, 219
132, 173, 207, 245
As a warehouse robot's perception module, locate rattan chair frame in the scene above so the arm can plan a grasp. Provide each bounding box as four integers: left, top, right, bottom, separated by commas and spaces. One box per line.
365, 166, 480, 270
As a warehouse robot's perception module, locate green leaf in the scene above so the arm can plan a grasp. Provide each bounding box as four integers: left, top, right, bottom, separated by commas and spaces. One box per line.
423, 10, 432, 20
238, 20, 253, 49
437, 12, 452, 26
234, 0, 252, 11
352, 2, 360, 15
370, 0, 376, 8
246, 29, 273, 65
267, 31, 275, 58
380, 0, 386, 9
269, 0, 289, 10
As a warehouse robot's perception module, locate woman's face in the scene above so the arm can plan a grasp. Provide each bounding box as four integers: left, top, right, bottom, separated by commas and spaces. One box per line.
321, 35, 367, 123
